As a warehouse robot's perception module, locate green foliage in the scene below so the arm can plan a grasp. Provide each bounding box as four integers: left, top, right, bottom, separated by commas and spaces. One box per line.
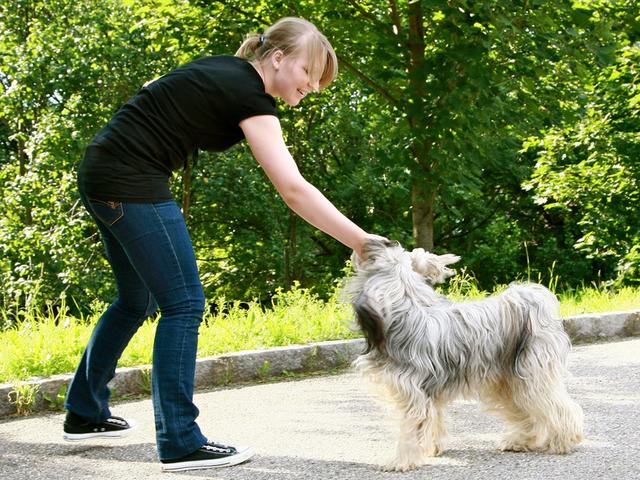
312, 0, 622, 249
43, 384, 68, 412
1, 0, 167, 312
8, 382, 39, 416
0, 283, 355, 383
0, 298, 93, 380
0, 0, 638, 314
523, 41, 640, 285
1, 281, 639, 383
0, 0, 235, 313
558, 284, 640, 317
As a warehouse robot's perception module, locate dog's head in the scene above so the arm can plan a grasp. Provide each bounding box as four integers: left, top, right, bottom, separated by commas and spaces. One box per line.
347, 239, 460, 353
352, 238, 460, 286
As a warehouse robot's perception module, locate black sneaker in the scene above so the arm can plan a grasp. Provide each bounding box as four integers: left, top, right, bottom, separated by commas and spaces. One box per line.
161, 441, 254, 471
63, 411, 137, 441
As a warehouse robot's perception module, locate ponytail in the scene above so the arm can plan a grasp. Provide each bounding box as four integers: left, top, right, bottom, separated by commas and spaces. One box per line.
235, 33, 263, 61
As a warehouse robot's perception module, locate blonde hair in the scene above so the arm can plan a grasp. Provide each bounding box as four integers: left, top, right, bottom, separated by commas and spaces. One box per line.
235, 17, 338, 90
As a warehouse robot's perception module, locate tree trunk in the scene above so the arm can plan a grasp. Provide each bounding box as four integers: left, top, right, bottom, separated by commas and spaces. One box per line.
407, 0, 434, 250
283, 211, 298, 288
17, 131, 32, 226
411, 178, 435, 251
181, 155, 193, 224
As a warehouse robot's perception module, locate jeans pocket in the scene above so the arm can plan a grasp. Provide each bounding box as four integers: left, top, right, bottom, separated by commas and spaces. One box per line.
88, 198, 124, 226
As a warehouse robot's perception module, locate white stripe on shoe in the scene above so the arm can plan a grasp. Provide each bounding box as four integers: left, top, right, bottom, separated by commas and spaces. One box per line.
63, 418, 137, 442
161, 445, 254, 471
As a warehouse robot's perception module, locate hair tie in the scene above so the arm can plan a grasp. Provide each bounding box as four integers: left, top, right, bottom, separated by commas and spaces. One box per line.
258, 34, 265, 47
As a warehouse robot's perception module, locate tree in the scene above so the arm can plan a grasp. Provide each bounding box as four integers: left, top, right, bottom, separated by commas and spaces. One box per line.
524, 38, 640, 285
265, 0, 617, 253
1, 0, 634, 314
0, 0, 206, 312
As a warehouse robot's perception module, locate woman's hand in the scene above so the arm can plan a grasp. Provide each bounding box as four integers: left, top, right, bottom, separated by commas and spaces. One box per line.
354, 234, 389, 259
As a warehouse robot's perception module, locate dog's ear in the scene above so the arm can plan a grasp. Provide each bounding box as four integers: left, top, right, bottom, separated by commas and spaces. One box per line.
353, 293, 386, 354
410, 248, 460, 285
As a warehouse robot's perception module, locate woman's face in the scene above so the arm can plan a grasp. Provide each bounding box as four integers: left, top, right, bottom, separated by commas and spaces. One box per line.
270, 52, 320, 107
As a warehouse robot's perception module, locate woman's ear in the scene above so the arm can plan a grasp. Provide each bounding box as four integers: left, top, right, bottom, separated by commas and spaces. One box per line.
271, 49, 284, 71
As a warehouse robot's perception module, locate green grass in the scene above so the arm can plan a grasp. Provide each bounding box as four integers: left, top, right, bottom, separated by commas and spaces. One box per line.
0, 284, 355, 384
1, 281, 639, 384
557, 285, 640, 317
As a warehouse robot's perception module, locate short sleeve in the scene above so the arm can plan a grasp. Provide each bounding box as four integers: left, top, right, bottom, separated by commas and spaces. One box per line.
233, 88, 278, 124
217, 57, 278, 125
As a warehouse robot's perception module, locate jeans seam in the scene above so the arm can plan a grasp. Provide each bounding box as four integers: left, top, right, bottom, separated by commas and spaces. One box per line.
148, 200, 195, 454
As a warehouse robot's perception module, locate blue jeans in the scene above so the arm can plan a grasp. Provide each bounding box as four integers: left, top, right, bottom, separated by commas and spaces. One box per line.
65, 192, 207, 460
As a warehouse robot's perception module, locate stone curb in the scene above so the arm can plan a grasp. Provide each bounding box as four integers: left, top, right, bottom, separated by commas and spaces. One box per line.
1, 310, 638, 419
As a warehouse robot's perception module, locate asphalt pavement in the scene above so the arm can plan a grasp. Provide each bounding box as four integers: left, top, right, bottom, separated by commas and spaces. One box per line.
0, 338, 639, 480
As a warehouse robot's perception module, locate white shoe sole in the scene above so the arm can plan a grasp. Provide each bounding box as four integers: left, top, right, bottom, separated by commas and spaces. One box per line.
161, 446, 254, 472
63, 419, 138, 442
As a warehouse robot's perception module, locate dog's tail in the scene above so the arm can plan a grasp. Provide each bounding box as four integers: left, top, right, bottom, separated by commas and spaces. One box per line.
353, 293, 386, 354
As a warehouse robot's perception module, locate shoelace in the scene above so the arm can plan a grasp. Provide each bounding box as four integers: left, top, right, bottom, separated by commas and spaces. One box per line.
202, 442, 234, 454
105, 417, 128, 426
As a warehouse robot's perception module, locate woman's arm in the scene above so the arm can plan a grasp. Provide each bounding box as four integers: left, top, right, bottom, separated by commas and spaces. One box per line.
240, 115, 379, 257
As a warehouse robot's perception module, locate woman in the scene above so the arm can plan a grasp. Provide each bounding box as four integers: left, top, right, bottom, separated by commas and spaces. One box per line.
62, 17, 383, 472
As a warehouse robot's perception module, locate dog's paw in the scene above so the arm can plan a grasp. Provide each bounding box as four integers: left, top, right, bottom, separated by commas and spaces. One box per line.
381, 462, 417, 472
381, 458, 420, 472
424, 443, 444, 457
541, 435, 582, 454
499, 439, 532, 453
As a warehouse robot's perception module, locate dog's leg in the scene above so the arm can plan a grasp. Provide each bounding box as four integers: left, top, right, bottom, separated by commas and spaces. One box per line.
531, 380, 584, 454
481, 379, 538, 452
383, 414, 424, 472
383, 396, 435, 472
417, 399, 447, 457
480, 379, 532, 452
496, 400, 537, 453
499, 319, 583, 454
506, 376, 584, 454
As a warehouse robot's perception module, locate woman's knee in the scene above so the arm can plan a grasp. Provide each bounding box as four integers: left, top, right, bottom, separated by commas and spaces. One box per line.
190, 289, 206, 319
145, 296, 159, 318
113, 291, 157, 322
157, 285, 205, 321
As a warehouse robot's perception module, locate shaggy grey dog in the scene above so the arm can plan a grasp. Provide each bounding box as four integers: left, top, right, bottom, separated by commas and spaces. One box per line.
346, 239, 583, 471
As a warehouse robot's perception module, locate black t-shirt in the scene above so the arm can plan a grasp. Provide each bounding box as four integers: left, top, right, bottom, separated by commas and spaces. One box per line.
78, 55, 278, 201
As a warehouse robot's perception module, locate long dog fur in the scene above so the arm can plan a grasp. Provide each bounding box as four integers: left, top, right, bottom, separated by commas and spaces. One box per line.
346, 239, 583, 471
